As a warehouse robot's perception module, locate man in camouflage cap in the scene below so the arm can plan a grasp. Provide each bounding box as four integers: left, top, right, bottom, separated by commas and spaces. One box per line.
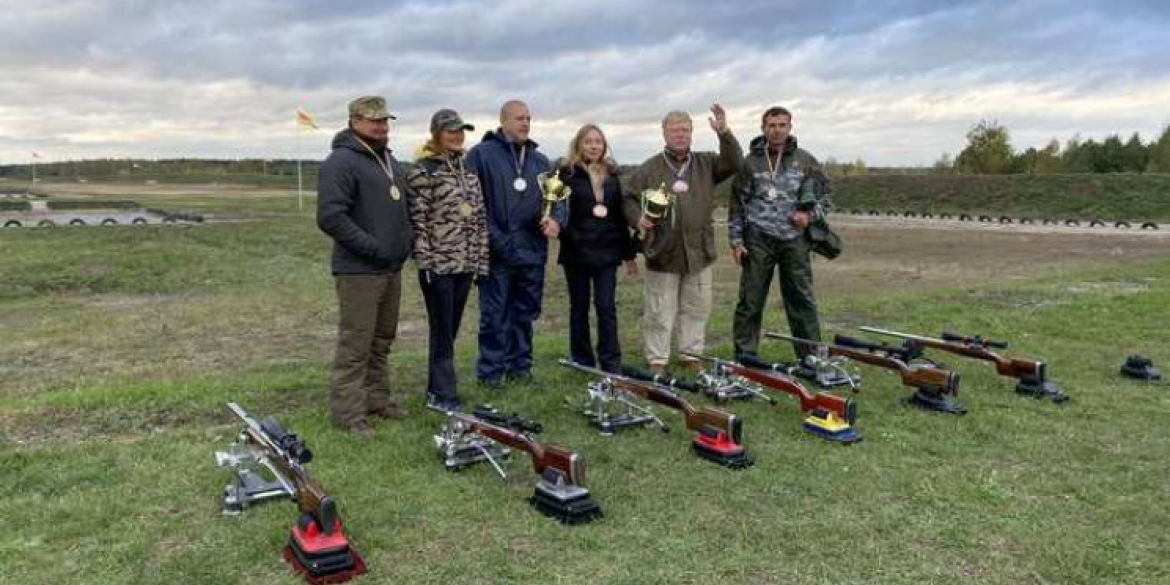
317, 95, 414, 437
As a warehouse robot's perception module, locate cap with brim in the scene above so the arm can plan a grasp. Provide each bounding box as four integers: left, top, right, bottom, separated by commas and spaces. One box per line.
349, 96, 397, 120
430, 108, 475, 133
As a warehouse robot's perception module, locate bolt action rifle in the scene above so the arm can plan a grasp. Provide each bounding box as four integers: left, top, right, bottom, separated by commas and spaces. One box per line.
680, 353, 861, 443
858, 327, 1067, 403
216, 402, 366, 584
765, 332, 966, 415
560, 359, 753, 469
620, 364, 776, 403
432, 404, 601, 524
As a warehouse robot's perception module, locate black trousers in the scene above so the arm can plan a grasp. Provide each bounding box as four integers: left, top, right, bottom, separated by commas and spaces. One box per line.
563, 263, 621, 372
419, 271, 473, 402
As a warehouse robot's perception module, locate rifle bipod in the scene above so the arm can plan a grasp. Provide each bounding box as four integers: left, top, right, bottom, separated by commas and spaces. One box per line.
431, 405, 602, 524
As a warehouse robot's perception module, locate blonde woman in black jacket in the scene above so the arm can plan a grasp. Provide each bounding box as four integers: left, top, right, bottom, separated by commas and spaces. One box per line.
556, 124, 638, 373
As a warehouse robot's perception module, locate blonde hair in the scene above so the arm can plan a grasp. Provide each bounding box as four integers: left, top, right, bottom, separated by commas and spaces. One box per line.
564, 124, 617, 174
661, 110, 692, 129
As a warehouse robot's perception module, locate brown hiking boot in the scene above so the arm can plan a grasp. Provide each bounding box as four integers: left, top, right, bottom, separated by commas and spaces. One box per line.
369, 403, 409, 420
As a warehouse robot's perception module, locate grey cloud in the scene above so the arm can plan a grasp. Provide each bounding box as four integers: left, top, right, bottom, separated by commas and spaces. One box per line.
2, 0, 1169, 165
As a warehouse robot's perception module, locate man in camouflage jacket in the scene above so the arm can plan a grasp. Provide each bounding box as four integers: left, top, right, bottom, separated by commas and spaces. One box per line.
729, 106, 831, 361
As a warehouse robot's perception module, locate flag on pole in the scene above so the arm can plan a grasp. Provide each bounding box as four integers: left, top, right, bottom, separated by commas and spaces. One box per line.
296, 108, 319, 130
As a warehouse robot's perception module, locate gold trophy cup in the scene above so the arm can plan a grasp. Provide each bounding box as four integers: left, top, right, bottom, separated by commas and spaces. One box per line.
537, 169, 572, 222
641, 182, 672, 230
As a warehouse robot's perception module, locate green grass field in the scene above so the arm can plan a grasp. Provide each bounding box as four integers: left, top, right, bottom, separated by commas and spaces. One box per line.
2, 185, 1169, 585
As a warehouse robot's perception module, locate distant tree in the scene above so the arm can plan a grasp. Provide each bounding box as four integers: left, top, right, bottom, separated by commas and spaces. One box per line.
1121, 132, 1149, 173
1033, 139, 1063, 174
932, 152, 955, 174
1147, 125, 1170, 173
955, 119, 1014, 174
1062, 135, 1095, 173
1094, 135, 1126, 173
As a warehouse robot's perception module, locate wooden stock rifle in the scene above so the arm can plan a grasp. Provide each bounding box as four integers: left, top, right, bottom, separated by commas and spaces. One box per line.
217, 402, 366, 584
858, 327, 1068, 403
559, 359, 753, 469
765, 332, 967, 415
432, 405, 602, 524
680, 353, 862, 444
620, 363, 776, 403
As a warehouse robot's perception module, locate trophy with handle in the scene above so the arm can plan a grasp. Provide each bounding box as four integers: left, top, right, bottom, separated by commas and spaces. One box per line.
640, 182, 672, 235
537, 169, 572, 222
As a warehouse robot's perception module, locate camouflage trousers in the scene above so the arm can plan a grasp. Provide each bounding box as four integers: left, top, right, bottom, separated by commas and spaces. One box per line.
732, 230, 822, 360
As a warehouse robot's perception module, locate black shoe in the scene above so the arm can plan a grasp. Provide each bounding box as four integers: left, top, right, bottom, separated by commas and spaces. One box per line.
427, 393, 463, 413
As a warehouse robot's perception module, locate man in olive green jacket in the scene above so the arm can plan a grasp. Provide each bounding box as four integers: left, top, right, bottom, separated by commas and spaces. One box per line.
623, 104, 743, 374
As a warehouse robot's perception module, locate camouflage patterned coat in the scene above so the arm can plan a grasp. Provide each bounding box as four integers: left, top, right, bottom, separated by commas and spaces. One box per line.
405, 147, 490, 277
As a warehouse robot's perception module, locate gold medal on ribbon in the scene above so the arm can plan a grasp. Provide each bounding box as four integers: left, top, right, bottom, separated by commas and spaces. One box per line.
460, 202, 473, 217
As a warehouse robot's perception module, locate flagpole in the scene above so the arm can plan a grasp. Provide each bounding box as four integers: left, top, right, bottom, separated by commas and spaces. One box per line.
296, 129, 303, 211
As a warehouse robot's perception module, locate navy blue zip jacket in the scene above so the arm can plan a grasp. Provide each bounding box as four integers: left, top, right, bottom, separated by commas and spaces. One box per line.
317, 129, 415, 274
466, 129, 565, 266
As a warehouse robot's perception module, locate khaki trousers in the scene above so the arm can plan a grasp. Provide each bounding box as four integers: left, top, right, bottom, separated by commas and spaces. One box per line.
642, 265, 713, 366
330, 272, 401, 427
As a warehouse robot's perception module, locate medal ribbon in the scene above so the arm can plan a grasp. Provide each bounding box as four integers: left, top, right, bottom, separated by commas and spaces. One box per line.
353, 135, 398, 193
511, 143, 527, 182
660, 149, 692, 186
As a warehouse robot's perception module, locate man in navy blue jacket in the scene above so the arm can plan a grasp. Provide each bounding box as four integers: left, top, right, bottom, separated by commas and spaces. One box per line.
466, 100, 565, 388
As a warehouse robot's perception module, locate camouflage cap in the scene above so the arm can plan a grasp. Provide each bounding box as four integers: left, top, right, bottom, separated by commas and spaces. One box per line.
430, 108, 475, 133
348, 96, 397, 120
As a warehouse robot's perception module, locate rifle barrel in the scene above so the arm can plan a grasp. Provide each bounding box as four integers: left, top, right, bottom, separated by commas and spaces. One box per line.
857, 326, 936, 344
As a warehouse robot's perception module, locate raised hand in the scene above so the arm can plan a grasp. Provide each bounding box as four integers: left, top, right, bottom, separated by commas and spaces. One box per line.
708, 102, 728, 135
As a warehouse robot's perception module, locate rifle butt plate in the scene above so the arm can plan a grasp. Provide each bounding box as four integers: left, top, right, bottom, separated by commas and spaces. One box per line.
530, 479, 603, 525
905, 390, 968, 415
692, 432, 754, 469
284, 521, 367, 583
801, 409, 862, 444
1015, 378, 1070, 404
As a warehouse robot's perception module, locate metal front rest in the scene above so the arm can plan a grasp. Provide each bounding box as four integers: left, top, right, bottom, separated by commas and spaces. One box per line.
582, 378, 666, 435
215, 440, 295, 515
433, 417, 512, 478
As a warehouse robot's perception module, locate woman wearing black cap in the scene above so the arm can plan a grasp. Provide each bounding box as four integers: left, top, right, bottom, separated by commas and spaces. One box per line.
405, 109, 489, 412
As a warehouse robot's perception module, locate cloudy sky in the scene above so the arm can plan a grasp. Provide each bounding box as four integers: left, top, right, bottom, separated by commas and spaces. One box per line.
2, 0, 1168, 167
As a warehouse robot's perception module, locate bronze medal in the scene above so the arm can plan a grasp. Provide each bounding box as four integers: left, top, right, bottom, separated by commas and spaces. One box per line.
592, 204, 608, 218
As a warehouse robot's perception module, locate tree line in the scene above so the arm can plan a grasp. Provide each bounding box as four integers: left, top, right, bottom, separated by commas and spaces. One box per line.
944, 120, 1170, 175
0, 158, 321, 180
